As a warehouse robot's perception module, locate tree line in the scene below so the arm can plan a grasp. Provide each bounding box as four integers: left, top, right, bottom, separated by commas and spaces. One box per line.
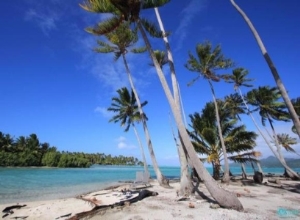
0, 132, 142, 167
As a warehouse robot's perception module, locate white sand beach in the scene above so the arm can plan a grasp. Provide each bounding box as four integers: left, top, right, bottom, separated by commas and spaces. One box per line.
1, 177, 299, 220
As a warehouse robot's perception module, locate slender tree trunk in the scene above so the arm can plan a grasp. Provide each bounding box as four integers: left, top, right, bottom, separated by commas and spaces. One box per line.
137, 19, 243, 211
132, 123, 149, 176
230, 0, 300, 138
208, 80, 230, 183
256, 161, 263, 174
267, 117, 299, 179
122, 54, 169, 187
241, 163, 247, 179
154, 7, 192, 195
238, 88, 299, 179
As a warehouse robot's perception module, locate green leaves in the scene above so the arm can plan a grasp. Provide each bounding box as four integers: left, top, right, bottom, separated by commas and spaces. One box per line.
246, 86, 290, 126
107, 87, 148, 132
185, 41, 234, 85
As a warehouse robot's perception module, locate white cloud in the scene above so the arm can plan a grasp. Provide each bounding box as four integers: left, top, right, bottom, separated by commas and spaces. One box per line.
94, 106, 114, 118
115, 136, 137, 149
174, 0, 207, 51
25, 8, 59, 36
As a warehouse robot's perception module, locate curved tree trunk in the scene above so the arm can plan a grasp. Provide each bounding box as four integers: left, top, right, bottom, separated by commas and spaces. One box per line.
137, 19, 243, 211
267, 117, 299, 179
132, 123, 149, 176
241, 163, 247, 179
230, 0, 300, 138
154, 7, 192, 195
237, 88, 299, 179
122, 54, 170, 187
256, 161, 263, 174
208, 80, 230, 183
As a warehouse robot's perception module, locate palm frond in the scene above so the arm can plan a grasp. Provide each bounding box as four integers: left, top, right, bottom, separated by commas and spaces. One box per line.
86, 16, 121, 35
140, 18, 168, 38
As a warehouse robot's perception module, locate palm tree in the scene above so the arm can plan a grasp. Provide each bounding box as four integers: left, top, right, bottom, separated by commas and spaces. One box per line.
246, 86, 299, 179
224, 68, 267, 173
291, 98, 300, 134
189, 100, 257, 180
153, 7, 193, 196
185, 42, 234, 183
107, 87, 150, 176
223, 94, 263, 174
229, 0, 300, 138
276, 133, 300, 157
94, 23, 168, 187
80, 0, 243, 210
151, 50, 192, 195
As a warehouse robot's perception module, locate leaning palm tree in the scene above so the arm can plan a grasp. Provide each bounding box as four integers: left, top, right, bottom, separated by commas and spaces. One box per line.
151, 50, 192, 195
229, 0, 300, 138
189, 100, 257, 180
224, 68, 269, 174
153, 7, 193, 196
80, 0, 243, 210
94, 23, 169, 186
276, 133, 300, 157
291, 98, 300, 134
246, 86, 299, 179
107, 87, 149, 176
185, 42, 234, 183
223, 94, 263, 174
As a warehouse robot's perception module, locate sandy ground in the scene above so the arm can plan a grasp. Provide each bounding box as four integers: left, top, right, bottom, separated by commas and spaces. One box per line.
1, 177, 300, 220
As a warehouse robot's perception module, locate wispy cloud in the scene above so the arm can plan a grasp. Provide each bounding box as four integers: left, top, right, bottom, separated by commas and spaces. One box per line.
174, 0, 207, 51
24, 8, 59, 36
94, 107, 114, 118
115, 136, 137, 149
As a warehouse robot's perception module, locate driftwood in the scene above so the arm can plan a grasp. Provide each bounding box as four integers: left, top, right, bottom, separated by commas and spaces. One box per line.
67, 189, 158, 220
2, 205, 27, 218
268, 178, 282, 185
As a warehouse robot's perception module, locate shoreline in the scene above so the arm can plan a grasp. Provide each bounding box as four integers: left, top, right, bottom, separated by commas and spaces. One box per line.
1, 177, 300, 220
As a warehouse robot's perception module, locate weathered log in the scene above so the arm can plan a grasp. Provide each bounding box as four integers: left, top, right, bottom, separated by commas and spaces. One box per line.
268, 178, 281, 185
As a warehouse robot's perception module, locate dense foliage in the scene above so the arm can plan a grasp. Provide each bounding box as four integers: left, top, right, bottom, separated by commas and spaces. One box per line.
0, 132, 142, 167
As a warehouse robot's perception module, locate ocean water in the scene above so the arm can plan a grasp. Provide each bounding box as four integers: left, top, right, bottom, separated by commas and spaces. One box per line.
0, 165, 299, 204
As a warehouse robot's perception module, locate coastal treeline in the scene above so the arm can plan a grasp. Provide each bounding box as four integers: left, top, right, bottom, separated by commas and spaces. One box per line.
0, 132, 142, 167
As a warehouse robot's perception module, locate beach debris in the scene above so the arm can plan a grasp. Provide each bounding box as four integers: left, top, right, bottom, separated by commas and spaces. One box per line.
2, 204, 27, 218
10, 216, 28, 219
268, 178, 281, 185
124, 201, 131, 207
209, 203, 220, 209
55, 213, 72, 219
188, 203, 195, 208
244, 188, 250, 193
177, 197, 190, 202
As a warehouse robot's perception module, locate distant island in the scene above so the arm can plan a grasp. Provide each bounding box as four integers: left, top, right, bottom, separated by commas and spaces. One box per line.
0, 131, 143, 168
230, 156, 300, 168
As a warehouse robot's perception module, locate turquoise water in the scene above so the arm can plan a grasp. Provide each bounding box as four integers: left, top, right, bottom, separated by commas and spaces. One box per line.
0, 165, 299, 204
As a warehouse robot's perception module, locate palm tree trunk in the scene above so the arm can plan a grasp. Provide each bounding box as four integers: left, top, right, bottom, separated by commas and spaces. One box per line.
154, 7, 192, 195
208, 80, 230, 183
238, 88, 299, 179
122, 54, 169, 187
256, 161, 263, 174
230, 0, 300, 138
267, 117, 299, 179
241, 163, 247, 179
132, 123, 149, 176
137, 19, 243, 211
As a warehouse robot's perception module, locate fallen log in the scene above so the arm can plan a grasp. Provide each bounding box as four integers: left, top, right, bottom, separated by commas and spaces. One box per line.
268, 178, 281, 185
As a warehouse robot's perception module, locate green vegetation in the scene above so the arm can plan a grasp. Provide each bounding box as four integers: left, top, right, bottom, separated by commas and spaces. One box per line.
0, 131, 142, 167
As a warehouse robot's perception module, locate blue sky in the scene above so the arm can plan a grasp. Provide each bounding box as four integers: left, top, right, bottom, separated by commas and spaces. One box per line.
1, 0, 299, 166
